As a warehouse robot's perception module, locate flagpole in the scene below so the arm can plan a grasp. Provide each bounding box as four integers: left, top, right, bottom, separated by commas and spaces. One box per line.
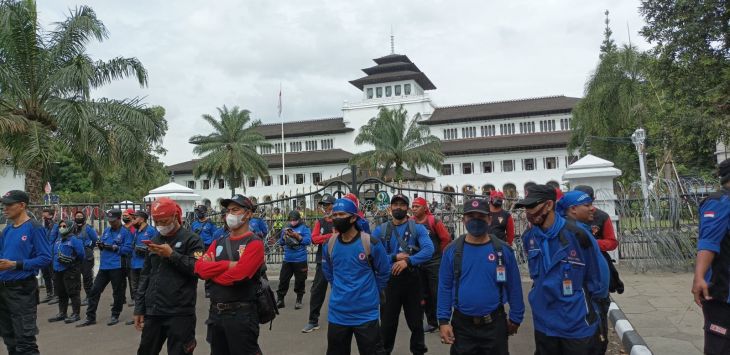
279, 84, 285, 188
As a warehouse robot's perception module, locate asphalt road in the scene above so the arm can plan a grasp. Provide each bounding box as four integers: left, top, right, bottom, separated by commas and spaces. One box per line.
32, 277, 621, 354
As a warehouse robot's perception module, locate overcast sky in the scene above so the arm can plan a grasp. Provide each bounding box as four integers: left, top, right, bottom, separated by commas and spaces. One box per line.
37, 0, 650, 166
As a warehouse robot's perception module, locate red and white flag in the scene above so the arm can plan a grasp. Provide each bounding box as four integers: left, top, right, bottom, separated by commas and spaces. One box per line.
44, 181, 52, 194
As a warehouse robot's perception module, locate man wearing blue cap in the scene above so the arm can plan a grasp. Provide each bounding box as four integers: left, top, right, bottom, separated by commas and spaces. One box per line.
322, 198, 390, 355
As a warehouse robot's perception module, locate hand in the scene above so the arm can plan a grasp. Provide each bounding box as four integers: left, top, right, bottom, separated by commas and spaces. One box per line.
147, 243, 173, 258
395, 253, 409, 262
0, 259, 16, 271
292, 232, 301, 240
439, 324, 455, 344
202, 253, 212, 262
391, 260, 408, 276
228, 261, 238, 270
133, 315, 144, 331
507, 319, 520, 335
692, 275, 712, 306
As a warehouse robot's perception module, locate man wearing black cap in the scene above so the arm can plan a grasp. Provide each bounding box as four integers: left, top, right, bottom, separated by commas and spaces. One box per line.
77, 208, 134, 327
124, 210, 158, 325
303, 195, 336, 333
516, 185, 608, 355
276, 209, 312, 309
373, 193, 434, 355
437, 198, 524, 354
692, 158, 730, 355
0, 190, 51, 355
195, 195, 266, 354
192, 205, 216, 251
40, 208, 58, 304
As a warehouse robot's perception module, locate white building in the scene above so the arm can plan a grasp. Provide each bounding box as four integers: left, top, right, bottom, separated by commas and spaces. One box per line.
167, 53, 579, 206
0, 164, 25, 192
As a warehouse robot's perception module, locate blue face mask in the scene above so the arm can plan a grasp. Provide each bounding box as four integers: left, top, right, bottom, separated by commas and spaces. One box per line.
466, 218, 489, 237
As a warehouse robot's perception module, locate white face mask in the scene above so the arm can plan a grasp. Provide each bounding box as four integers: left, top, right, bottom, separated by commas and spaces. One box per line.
156, 224, 175, 236
226, 213, 247, 229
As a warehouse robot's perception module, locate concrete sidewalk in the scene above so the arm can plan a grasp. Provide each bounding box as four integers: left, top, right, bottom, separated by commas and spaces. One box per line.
611, 266, 704, 355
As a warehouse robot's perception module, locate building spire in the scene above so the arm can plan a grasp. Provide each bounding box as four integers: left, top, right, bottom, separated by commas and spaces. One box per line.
390, 25, 395, 54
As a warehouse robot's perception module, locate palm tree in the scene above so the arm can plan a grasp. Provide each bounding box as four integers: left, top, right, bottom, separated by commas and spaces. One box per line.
189, 106, 270, 197
350, 106, 443, 181
0, 1, 166, 202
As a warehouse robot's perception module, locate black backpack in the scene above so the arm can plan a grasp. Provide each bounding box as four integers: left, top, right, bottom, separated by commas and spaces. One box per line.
452, 234, 506, 305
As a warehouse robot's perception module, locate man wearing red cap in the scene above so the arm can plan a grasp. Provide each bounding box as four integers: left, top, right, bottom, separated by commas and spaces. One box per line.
122, 208, 137, 306
133, 197, 204, 354
344, 193, 372, 233
411, 197, 451, 333
488, 191, 515, 246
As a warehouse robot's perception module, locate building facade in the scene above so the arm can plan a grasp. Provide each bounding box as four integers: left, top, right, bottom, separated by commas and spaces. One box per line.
167, 53, 579, 207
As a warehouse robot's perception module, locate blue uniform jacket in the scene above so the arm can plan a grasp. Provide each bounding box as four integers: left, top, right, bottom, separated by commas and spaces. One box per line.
131, 225, 158, 269
46, 223, 59, 244
278, 222, 312, 263
357, 218, 371, 234
250, 218, 269, 238
53, 236, 85, 272
372, 221, 434, 266
0, 220, 51, 281
522, 214, 609, 339
191, 219, 216, 246
697, 188, 730, 303
437, 239, 525, 324
212, 226, 228, 243
74, 224, 99, 248
99, 226, 133, 270
322, 233, 390, 326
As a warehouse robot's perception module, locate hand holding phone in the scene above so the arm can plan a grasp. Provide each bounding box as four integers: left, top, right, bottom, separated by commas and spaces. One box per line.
142, 240, 153, 245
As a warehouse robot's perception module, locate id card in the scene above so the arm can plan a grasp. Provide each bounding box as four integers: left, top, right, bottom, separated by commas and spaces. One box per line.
562, 279, 573, 296
496, 265, 506, 282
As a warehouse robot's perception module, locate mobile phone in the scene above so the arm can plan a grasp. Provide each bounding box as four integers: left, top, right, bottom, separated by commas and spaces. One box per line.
142, 240, 153, 245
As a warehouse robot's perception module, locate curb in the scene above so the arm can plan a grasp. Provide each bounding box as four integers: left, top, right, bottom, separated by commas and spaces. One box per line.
608, 302, 653, 355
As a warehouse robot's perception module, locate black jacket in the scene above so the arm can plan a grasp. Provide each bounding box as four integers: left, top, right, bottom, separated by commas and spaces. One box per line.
134, 227, 204, 317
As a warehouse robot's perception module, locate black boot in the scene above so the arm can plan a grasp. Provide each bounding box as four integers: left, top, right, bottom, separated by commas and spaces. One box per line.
76, 318, 96, 327
276, 298, 285, 309
48, 313, 66, 322
107, 316, 120, 326
64, 314, 80, 324
41, 293, 55, 303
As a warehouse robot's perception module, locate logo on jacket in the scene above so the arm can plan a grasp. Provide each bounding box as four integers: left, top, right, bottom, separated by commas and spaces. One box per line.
238, 244, 246, 257
569, 250, 577, 257
498, 217, 504, 224
704, 211, 716, 218
215, 245, 223, 257
21, 235, 27, 241
591, 225, 599, 236
488, 253, 496, 262
358, 252, 366, 260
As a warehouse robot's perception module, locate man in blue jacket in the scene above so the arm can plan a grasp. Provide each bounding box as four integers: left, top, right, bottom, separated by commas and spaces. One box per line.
0, 190, 51, 355
124, 210, 157, 325
40, 208, 58, 304
437, 198, 524, 354
48, 219, 85, 324
276, 210, 312, 309
322, 197, 390, 355
373, 193, 434, 355
191, 205, 216, 250
692, 158, 730, 355
72, 210, 98, 305
516, 185, 608, 355
77, 209, 134, 327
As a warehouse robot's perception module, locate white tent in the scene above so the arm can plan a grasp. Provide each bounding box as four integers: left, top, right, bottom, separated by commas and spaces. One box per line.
144, 182, 201, 214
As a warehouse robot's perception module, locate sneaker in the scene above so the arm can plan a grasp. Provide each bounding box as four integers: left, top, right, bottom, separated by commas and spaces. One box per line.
76, 319, 96, 327
64, 314, 80, 324
48, 313, 66, 323
107, 317, 120, 326
295, 301, 303, 310
48, 296, 59, 305
41, 294, 54, 303
301, 323, 320, 333
127, 301, 134, 307
125, 320, 135, 326
81, 298, 88, 306
276, 299, 285, 309
424, 324, 438, 333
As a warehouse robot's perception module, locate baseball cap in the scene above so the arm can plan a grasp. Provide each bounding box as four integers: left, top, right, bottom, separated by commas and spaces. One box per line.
515, 185, 557, 208
319, 195, 336, 205
194, 205, 208, 213
0, 190, 29, 205
123, 208, 135, 216
463, 198, 490, 215
106, 208, 122, 221
288, 210, 301, 221
134, 210, 149, 220
390, 193, 410, 205
221, 195, 254, 210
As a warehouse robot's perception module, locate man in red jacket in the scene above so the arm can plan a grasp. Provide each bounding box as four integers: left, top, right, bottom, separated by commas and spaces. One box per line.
302, 195, 337, 333
411, 197, 451, 333
194, 195, 265, 355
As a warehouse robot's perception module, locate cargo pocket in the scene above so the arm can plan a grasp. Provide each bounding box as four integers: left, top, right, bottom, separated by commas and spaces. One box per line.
20, 314, 39, 337
527, 250, 541, 278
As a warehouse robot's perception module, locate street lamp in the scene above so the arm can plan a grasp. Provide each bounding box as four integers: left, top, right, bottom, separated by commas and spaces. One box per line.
631, 128, 650, 218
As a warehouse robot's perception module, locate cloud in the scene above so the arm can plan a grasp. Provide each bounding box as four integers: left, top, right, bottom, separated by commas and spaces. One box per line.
36, 0, 650, 165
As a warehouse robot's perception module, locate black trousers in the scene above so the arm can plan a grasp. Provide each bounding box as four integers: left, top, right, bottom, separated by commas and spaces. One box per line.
81, 248, 95, 297
0, 278, 40, 355
85, 268, 126, 321
122, 256, 135, 302
533, 330, 597, 355
206, 306, 261, 355
129, 268, 142, 303
276, 261, 307, 300
308, 263, 328, 324
327, 319, 382, 355
420, 260, 440, 328
381, 269, 427, 355
40, 265, 54, 296
138, 315, 197, 355
596, 298, 610, 355
54, 265, 81, 316
450, 309, 508, 355
702, 300, 730, 355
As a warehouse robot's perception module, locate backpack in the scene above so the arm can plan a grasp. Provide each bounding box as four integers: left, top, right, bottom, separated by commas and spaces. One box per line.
381, 220, 420, 254
222, 236, 278, 328
452, 234, 506, 305
558, 219, 599, 325
327, 232, 373, 267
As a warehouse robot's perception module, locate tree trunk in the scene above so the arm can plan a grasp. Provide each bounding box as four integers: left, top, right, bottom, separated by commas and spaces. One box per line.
23, 168, 43, 204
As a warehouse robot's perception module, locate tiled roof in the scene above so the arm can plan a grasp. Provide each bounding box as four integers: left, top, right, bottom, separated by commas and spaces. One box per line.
423, 96, 581, 125
254, 117, 353, 139
167, 149, 355, 174
440, 131, 571, 156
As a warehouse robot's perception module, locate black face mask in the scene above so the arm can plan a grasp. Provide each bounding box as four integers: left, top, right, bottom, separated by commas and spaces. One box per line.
75, 218, 85, 225
333, 217, 355, 233
392, 209, 408, 220
122, 218, 132, 224
195, 212, 205, 219
43, 218, 52, 227
526, 204, 550, 227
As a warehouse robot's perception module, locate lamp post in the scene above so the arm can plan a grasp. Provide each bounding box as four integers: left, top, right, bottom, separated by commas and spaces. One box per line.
631, 128, 650, 218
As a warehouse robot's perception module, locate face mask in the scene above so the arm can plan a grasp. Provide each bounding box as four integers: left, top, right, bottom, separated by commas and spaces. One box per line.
43, 218, 52, 227
333, 217, 355, 233
466, 219, 489, 237
392, 209, 408, 220
156, 224, 175, 236
75, 218, 85, 225
226, 213, 247, 229
59, 226, 73, 236
195, 212, 205, 219
122, 218, 131, 224
526, 204, 550, 226
492, 200, 503, 208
